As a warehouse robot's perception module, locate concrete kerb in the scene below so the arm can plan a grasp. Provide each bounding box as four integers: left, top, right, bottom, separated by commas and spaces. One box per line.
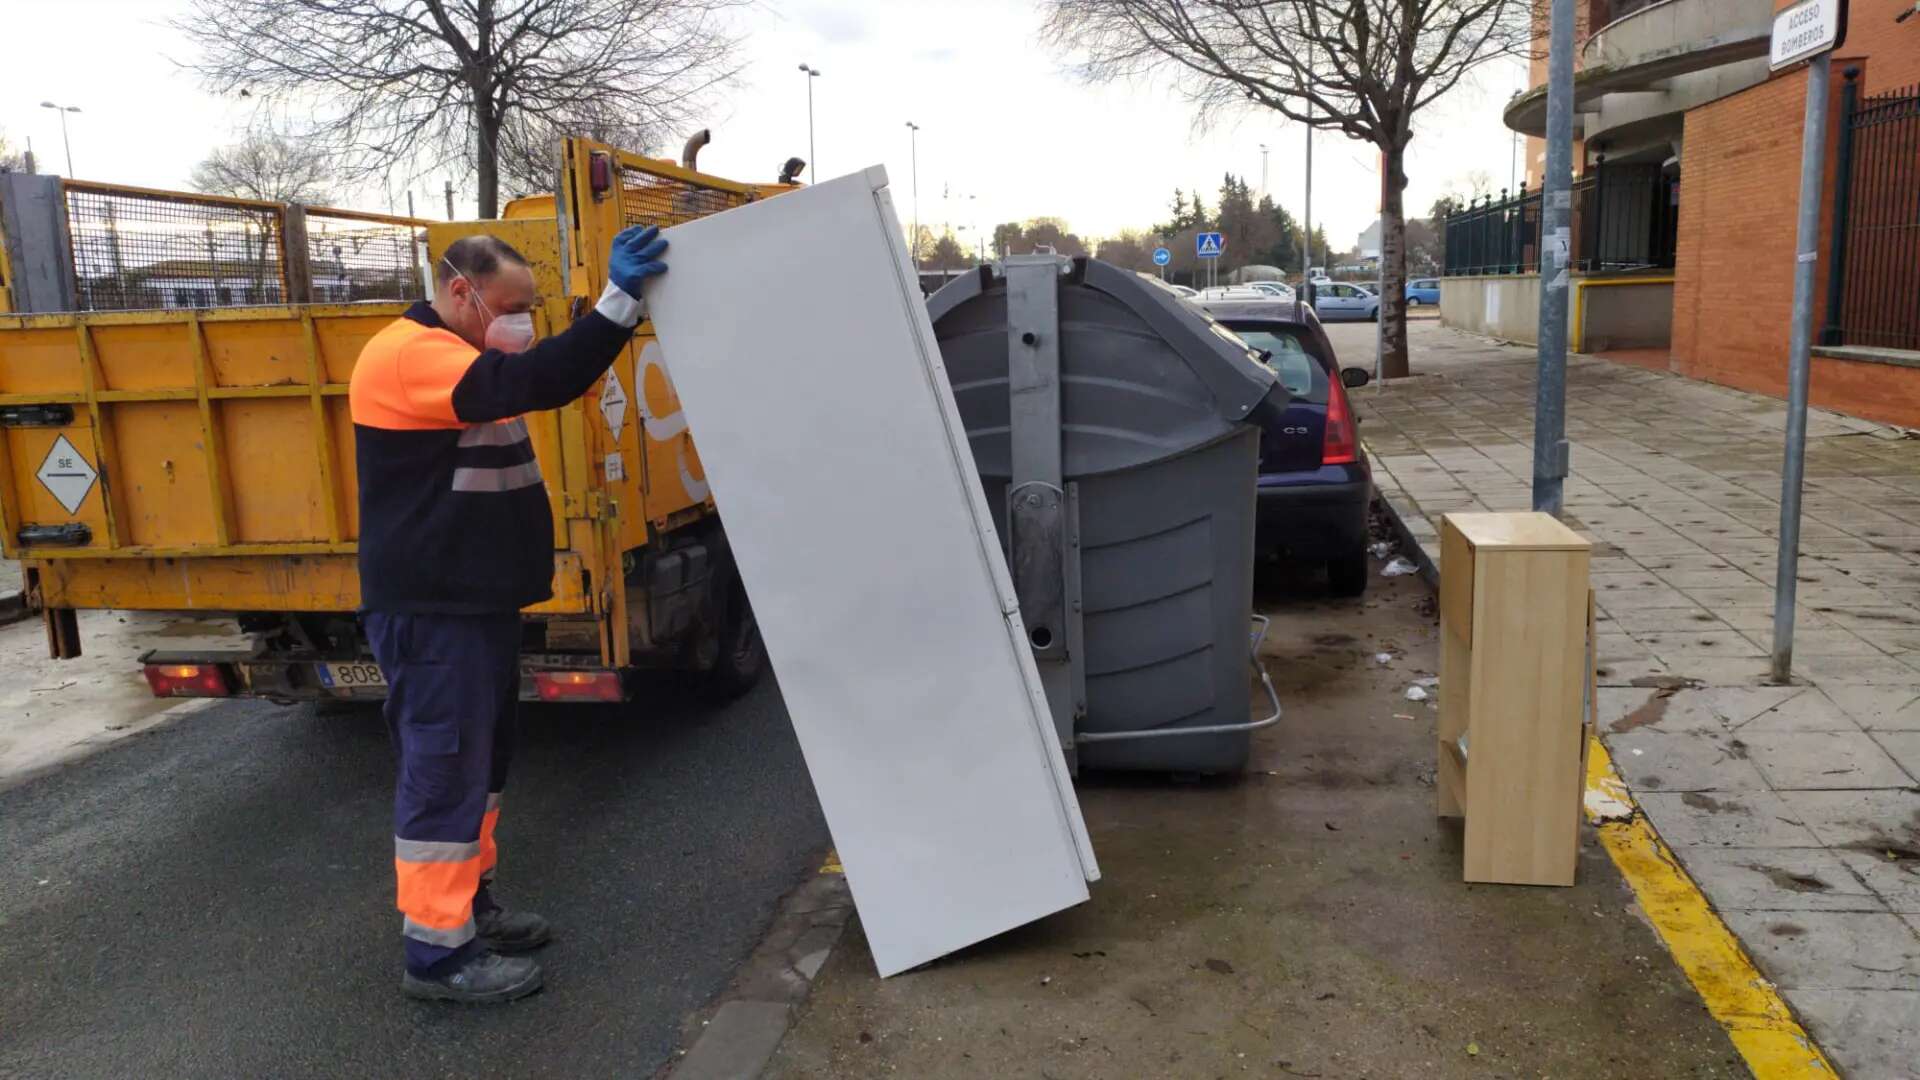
665, 859, 855, 1080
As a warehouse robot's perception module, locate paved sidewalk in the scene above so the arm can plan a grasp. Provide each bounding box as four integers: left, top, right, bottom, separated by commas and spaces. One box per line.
1345, 320, 1920, 1078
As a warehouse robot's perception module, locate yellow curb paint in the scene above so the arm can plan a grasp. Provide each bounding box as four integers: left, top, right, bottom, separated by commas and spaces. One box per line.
819, 851, 843, 875
1584, 738, 1835, 1077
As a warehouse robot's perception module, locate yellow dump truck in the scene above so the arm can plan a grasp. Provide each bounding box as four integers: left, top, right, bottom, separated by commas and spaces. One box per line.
0, 136, 800, 703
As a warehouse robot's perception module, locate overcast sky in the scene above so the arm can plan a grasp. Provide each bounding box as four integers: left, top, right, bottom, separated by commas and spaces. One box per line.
4, 0, 1527, 253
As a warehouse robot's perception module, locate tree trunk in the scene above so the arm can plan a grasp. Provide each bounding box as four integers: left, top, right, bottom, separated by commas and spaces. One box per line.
1378, 139, 1411, 380
471, 79, 501, 220
475, 113, 500, 220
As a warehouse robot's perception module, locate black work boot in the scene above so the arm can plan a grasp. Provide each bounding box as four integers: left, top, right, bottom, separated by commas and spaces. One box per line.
476, 905, 552, 954
401, 950, 543, 1004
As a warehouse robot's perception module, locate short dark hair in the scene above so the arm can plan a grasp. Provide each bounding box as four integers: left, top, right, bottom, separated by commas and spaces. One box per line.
436, 234, 530, 285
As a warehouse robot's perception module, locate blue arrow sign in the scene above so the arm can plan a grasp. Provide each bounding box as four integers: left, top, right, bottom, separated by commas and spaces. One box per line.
1151, 246, 1171, 266
1195, 232, 1225, 259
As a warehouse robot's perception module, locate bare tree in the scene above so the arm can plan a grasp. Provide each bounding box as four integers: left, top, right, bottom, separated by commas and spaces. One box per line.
0, 131, 30, 173
1042, 0, 1532, 378
176, 0, 748, 219
191, 131, 338, 203
496, 106, 661, 200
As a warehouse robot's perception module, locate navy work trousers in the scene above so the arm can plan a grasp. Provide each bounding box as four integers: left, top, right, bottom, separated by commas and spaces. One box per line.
365, 611, 521, 976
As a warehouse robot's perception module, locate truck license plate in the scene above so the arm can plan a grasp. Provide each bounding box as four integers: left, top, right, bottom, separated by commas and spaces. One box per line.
316, 661, 387, 690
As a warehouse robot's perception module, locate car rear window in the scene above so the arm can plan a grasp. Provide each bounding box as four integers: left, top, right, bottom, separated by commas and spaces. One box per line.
1234, 328, 1327, 404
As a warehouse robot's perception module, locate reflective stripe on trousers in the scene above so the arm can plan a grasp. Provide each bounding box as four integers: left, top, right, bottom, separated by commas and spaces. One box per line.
366, 611, 521, 975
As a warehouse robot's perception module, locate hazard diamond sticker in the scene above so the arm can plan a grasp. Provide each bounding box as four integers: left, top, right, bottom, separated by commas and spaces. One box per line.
599, 370, 629, 443
36, 434, 97, 515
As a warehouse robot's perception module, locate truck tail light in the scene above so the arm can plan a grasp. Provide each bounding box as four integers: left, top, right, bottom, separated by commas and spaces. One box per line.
1322, 375, 1358, 465
534, 670, 624, 703
144, 663, 229, 698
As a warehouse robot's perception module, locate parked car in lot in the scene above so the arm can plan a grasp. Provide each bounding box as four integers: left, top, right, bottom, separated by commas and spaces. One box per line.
1406, 277, 1440, 306
1245, 281, 1297, 302
1212, 308, 1375, 595
1313, 281, 1380, 322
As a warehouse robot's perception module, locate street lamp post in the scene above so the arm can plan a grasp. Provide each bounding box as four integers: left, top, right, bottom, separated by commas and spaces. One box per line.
39, 101, 80, 177
798, 64, 822, 177
906, 121, 921, 271
1259, 143, 1269, 199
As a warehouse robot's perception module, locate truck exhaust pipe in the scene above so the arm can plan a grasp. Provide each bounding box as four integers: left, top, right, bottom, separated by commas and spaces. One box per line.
681, 129, 711, 170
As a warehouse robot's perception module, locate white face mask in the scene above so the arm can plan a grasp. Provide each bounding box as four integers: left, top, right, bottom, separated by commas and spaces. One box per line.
484, 311, 537, 353
444, 257, 537, 353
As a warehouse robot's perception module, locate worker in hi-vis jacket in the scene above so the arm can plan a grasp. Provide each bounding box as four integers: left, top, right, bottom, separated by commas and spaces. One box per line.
349, 225, 667, 1003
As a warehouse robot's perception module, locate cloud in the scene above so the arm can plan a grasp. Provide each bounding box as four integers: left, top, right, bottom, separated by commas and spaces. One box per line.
913, 46, 959, 64
801, 5, 869, 43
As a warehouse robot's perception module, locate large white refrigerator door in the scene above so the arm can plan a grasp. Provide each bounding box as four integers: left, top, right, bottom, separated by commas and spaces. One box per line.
641, 166, 1099, 977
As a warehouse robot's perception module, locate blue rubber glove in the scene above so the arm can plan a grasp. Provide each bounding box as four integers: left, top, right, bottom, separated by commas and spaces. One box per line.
608, 224, 669, 296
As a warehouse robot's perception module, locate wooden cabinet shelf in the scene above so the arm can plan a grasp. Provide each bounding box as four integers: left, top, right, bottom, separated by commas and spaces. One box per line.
1437, 512, 1592, 887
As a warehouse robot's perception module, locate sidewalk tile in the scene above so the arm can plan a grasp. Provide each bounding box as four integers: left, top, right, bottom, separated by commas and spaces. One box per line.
1628, 630, 1767, 658
1607, 727, 1771, 792
1794, 652, 1920, 685
1739, 731, 1915, 790
1776, 790, 1920, 849
1598, 687, 1725, 735
1673, 848, 1884, 913
1825, 685, 1920, 730
1594, 653, 1672, 685
1606, 607, 1735, 633
1720, 910, 1920, 991
1741, 627, 1884, 656
1782, 988, 1920, 1080
1837, 851, 1920, 913
1595, 587, 1701, 611
1702, 686, 1806, 727
1656, 656, 1776, 686
1867, 732, 1920, 783
1638, 790, 1822, 848
1682, 586, 1780, 609
1717, 687, 1865, 733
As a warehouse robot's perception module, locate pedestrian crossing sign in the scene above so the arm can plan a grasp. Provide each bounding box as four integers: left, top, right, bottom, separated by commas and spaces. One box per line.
1196, 232, 1225, 259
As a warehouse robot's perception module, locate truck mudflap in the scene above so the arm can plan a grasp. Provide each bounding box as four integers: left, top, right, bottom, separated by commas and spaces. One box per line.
138, 649, 630, 704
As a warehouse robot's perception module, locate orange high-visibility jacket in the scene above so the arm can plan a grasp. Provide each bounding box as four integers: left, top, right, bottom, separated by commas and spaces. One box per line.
349, 302, 631, 613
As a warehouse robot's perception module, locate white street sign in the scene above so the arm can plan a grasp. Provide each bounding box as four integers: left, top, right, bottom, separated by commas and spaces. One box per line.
598, 369, 629, 442
1770, 0, 1844, 71
36, 434, 97, 515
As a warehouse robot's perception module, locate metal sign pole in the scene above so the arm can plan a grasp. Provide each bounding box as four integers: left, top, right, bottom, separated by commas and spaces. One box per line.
1532, 0, 1575, 516
1772, 51, 1834, 684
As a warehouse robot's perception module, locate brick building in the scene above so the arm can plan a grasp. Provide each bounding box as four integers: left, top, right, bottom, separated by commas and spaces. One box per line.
1484, 0, 1920, 426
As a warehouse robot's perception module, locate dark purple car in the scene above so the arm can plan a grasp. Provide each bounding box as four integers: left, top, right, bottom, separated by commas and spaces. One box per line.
1204, 303, 1374, 594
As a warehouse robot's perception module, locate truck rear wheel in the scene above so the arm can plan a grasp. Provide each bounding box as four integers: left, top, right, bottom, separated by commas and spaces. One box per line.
699, 574, 765, 701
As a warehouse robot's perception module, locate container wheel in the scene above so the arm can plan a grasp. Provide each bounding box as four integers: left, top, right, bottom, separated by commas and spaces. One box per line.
1328, 549, 1369, 597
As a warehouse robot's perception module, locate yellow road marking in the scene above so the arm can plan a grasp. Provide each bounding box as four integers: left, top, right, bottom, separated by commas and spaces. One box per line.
1584, 738, 1835, 1077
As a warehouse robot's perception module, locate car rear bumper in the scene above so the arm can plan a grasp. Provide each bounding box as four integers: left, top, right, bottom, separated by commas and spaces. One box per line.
1255, 475, 1371, 560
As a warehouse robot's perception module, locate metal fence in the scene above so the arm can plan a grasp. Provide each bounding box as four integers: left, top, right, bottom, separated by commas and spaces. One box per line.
618, 161, 750, 230
66, 182, 288, 311
1825, 77, 1920, 352
303, 208, 430, 304
1442, 163, 1677, 278
59, 181, 428, 312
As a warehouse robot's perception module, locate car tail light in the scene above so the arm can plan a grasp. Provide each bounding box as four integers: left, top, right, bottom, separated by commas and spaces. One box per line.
143, 663, 229, 698
1322, 375, 1358, 465
534, 670, 624, 703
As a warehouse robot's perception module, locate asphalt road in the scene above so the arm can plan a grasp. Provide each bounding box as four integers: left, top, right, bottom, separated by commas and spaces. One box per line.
0, 674, 829, 1078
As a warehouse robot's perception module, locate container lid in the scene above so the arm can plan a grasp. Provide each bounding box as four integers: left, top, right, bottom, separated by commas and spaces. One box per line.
927, 258, 1277, 479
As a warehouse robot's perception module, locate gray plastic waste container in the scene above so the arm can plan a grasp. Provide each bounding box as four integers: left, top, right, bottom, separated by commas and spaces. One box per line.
927, 256, 1282, 773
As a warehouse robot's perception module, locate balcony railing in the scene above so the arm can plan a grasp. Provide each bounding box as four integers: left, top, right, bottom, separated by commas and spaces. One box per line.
1442, 163, 1677, 278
